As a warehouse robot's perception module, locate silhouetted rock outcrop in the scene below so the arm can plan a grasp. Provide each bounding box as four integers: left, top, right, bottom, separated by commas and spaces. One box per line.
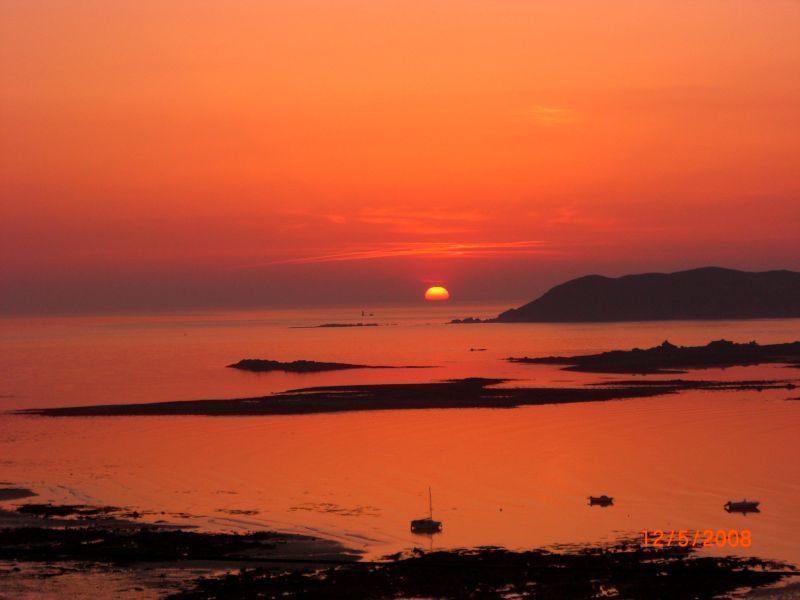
228, 359, 383, 373
289, 322, 381, 329
170, 541, 793, 600
509, 339, 800, 374
227, 359, 430, 372
0, 519, 357, 564
496, 267, 800, 322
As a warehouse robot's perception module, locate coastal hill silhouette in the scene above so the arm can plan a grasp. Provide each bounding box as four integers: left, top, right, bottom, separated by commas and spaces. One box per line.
495, 267, 800, 322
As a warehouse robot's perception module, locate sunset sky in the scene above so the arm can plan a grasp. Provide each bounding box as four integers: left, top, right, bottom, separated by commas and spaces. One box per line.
2, 1, 799, 314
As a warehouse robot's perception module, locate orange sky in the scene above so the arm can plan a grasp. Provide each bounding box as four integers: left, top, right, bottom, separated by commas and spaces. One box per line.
2, 1, 799, 313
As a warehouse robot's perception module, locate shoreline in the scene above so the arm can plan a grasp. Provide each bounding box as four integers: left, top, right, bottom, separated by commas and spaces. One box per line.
1, 500, 795, 599
0, 500, 362, 599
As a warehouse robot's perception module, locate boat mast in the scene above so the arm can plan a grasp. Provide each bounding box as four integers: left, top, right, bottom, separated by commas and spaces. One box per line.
428, 486, 433, 519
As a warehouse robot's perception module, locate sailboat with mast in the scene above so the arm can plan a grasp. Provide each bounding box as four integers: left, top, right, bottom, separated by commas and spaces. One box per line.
410, 486, 443, 533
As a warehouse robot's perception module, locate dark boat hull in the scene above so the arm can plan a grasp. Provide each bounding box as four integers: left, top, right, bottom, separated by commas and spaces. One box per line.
411, 518, 442, 533
588, 496, 614, 506
724, 501, 760, 514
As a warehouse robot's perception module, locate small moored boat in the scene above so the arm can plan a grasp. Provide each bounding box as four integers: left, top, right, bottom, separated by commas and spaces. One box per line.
411, 487, 443, 533
724, 499, 760, 513
588, 495, 614, 506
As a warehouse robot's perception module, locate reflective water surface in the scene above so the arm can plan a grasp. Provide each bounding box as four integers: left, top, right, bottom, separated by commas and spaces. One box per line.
1, 307, 799, 563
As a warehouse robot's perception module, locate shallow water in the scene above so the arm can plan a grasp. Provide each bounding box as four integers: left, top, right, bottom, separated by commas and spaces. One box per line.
1, 306, 799, 563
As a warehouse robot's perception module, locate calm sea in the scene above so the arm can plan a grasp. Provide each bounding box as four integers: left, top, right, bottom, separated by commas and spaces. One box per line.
1, 305, 799, 563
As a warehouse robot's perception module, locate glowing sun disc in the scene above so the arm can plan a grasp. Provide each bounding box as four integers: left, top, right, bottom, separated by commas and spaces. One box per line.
424, 286, 450, 301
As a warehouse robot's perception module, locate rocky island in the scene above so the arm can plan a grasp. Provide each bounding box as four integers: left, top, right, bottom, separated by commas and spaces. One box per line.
289, 322, 382, 329
508, 339, 800, 374
227, 359, 413, 373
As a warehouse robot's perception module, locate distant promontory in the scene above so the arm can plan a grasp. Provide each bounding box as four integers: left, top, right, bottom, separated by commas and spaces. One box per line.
493, 267, 800, 323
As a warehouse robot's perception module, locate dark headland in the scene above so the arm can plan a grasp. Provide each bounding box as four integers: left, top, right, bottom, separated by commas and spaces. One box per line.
454, 267, 800, 323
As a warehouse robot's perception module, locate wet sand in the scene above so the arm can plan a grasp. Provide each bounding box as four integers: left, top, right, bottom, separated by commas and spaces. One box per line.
0, 502, 360, 598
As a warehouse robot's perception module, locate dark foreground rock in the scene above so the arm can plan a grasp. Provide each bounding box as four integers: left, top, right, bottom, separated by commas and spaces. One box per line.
169, 542, 796, 600
2, 511, 794, 600
0, 505, 360, 597
20, 376, 795, 417
16, 503, 131, 519
0, 527, 354, 565
0, 503, 358, 565
496, 267, 800, 322
509, 339, 800, 374
0, 488, 36, 502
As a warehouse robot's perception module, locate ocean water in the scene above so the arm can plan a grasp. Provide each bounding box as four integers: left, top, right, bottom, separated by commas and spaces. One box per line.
1, 305, 799, 563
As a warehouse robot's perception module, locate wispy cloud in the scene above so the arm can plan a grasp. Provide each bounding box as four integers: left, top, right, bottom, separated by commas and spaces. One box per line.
361, 208, 487, 223
237, 240, 553, 268
358, 207, 487, 235
546, 206, 618, 230
278, 206, 485, 234
525, 105, 576, 126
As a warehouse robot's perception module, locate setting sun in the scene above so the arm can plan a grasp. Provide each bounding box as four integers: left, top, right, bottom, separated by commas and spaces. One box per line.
424, 286, 450, 301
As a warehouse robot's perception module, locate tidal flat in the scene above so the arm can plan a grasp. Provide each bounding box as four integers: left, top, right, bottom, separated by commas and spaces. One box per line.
20, 376, 797, 417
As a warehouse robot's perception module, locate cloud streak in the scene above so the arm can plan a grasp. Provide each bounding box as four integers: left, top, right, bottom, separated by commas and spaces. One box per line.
525, 105, 576, 125
237, 240, 553, 268
357, 207, 488, 235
